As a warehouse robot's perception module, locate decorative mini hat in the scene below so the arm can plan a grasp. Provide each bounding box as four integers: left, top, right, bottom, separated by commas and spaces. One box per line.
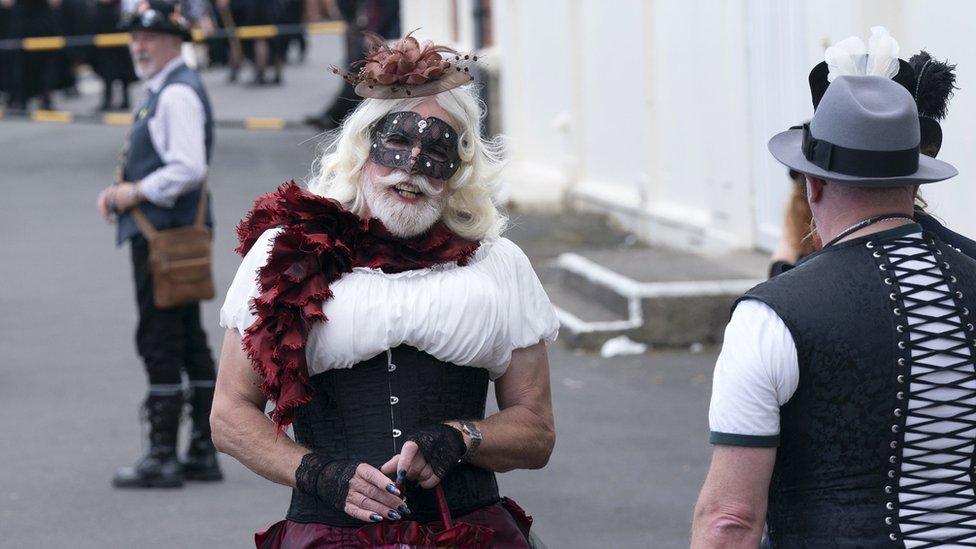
120, 0, 192, 41
333, 31, 477, 99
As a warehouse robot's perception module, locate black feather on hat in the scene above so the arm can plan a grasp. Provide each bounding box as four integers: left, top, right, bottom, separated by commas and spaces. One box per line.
908, 50, 958, 156
909, 50, 957, 120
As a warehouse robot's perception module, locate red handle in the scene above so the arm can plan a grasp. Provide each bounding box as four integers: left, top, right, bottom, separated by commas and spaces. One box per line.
435, 484, 453, 529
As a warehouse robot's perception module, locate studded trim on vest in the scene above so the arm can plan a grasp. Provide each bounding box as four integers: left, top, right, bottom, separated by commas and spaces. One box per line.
867, 232, 976, 546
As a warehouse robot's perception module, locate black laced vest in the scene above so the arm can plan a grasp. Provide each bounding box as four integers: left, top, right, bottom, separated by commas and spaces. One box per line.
286, 345, 499, 527
741, 224, 976, 548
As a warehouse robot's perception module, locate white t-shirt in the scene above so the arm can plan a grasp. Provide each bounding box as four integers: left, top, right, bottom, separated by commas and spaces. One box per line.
219, 228, 560, 379
707, 299, 799, 447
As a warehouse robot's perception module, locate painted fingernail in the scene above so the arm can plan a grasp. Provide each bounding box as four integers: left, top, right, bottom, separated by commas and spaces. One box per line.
386, 483, 400, 495
396, 470, 406, 482
388, 510, 402, 520
369, 513, 383, 522
399, 503, 411, 515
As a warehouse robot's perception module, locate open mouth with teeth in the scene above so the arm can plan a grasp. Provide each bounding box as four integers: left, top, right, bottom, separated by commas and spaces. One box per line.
392, 184, 425, 200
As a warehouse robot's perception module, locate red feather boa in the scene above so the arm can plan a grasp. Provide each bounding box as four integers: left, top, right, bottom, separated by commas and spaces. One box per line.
235, 182, 479, 429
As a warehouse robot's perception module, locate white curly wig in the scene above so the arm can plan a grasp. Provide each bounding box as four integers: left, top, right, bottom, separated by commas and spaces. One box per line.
308, 85, 507, 241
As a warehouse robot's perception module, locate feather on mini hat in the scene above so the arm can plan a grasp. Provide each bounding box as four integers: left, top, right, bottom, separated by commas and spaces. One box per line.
332, 31, 477, 99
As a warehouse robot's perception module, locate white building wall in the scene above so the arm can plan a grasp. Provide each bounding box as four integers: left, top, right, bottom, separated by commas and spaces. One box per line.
402, 0, 976, 251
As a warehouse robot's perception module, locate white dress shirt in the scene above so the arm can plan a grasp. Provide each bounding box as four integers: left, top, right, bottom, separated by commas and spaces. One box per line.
137, 57, 208, 208
219, 229, 560, 379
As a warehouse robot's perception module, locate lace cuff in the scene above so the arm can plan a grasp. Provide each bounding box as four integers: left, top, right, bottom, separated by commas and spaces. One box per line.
295, 453, 358, 511
405, 424, 467, 479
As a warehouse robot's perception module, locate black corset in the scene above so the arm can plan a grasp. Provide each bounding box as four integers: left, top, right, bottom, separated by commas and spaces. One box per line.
286, 345, 499, 527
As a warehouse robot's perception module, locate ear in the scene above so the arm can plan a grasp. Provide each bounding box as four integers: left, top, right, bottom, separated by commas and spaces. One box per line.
805, 175, 826, 204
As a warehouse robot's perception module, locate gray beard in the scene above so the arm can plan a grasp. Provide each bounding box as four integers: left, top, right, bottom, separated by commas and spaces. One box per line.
362, 171, 448, 238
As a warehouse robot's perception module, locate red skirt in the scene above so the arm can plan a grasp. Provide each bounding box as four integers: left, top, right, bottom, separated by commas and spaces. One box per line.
255, 498, 533, 548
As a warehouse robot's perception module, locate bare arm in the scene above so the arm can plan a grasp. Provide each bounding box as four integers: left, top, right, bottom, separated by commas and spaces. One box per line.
690, 445, 776, 549
211, 329, 406, 522
462, 341, 555, 472
210, 328, 308, 487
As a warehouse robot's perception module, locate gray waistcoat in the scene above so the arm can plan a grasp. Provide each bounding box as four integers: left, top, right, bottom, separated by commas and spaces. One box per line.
117, 63, 214, 245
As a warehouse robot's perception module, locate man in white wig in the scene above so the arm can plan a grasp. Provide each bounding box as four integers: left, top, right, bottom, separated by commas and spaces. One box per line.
210, 32, 558, 547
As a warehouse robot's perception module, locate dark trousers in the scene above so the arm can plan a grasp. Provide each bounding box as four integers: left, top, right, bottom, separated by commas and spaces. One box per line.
130, 234, 216, 388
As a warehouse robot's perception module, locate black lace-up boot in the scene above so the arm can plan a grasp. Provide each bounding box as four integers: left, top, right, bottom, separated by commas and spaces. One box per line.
181, 384, 223, 481
113, 393, 184, 488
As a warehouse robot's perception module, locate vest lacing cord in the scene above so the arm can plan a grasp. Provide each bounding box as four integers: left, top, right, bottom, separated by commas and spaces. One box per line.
873, 234, 976, 547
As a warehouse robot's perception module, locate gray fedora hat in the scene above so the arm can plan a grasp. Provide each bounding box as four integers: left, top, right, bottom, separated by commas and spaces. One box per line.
768, 75, 957, 186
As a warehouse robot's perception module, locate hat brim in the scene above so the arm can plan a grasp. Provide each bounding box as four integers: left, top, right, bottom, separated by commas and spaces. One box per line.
768, 129, 958, 186
120, 21, 192, 41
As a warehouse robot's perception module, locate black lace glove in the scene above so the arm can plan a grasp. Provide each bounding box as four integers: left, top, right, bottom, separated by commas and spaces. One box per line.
295, 453, 359, 511
404, 424, 467, 479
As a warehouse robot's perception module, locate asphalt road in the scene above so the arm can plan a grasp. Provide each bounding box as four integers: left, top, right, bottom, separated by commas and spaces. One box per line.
0, 36, 715, 549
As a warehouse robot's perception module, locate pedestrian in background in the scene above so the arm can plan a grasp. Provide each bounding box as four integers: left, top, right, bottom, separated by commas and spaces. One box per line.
304, 0, 400, 130
7, 0, 62, 110
95, 0, 221, 489
94, 0, 137, 111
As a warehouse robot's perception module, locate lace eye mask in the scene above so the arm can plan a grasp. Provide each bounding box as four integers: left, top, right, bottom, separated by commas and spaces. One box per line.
369, 111, 461, 180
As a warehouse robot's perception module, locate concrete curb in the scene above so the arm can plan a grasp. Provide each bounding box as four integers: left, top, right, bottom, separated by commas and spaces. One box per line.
551, 252, 763, 349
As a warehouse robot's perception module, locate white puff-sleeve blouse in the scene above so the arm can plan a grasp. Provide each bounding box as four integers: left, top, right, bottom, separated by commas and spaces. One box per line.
219, 228, 559, 379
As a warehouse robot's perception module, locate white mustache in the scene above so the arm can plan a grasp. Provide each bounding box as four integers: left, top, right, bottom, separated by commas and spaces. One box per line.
374, 170, 442, 197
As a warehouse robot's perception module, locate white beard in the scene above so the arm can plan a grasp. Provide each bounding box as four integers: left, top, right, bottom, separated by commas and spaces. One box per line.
362, 170, 448, 238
